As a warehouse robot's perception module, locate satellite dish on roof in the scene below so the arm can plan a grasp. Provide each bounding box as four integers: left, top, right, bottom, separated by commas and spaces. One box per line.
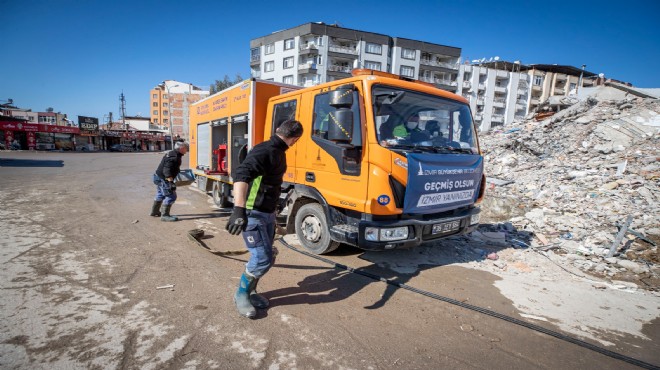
514, 60, 521, 64
472, 59, 479, 63
494, 56, 500, 61
599, 73, 605, 78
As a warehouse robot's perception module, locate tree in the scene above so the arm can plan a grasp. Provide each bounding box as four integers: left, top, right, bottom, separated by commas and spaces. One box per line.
209, 74, 244, 94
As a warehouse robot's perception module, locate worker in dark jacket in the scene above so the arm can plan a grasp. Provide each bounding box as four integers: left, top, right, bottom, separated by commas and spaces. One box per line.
150, 141, 189, 221
225, 119, 303, 318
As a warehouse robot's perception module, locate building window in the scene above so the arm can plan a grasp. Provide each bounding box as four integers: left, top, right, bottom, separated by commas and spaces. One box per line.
154, 119, 158, 124
163, 102, 168, 107
569, 82, 577, 91
365, 42, 382, 55
283, 75, 294, 85
283, 56, 294, 69
315, 55, 323, 65
401, 48, 416, 60
152, 94, 157, 99
315, 36, 324, 46
284, 38, 295, 50
364, 60, 382, 71
163, 119, 168, 124
152, 102, 158, 107
163, 110, 169, 116
534, 76, 543, 86
265, 43, 275, 55
265, 61, 275, 72
400, 65, 415, 78
153, 110, 158, 115
250, 47, 260, 61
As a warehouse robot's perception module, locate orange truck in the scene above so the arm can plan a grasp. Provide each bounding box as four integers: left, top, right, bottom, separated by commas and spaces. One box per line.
189, 69, 485, 254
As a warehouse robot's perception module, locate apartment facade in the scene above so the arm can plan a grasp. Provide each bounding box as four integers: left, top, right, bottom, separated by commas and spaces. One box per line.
525, 64, 596, 112
456, 62, 531, 131
249, 23, 461, 90
150, 80, 209, 141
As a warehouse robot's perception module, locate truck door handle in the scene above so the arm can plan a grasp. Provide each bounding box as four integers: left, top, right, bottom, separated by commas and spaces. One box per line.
305, 172, 315, 182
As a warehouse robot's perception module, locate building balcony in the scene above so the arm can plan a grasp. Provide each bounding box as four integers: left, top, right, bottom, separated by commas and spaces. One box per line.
475, 114, 483, 121
327, 65, 352, 74
251, 70, 261, 78
328, 45, 358, 55
478, 83, 485, 90
462, 81, 471, 89
494, 86, 507, 93
298, 80, 319, 87
298, 63, 318, 74
299, 43, 320, 55
250, 55, 260, 66
518, 80, 529, 88
493, 99, 506, 108
419, 59, 459, 70
554, 87, 565, 95
419, 76, 458, 89
491, 115, 504, 123
516, 103, 526, 111
476, 98, 485, 105
555, 73, 567, 81
532, 84, 542, 91
463, 65, 472, 72
530, 98, 540, 105
496, 70, 509, 78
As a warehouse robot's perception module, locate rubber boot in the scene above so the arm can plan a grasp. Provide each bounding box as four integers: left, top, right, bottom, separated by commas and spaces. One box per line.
234, 272, 256, 318
150, 201, 163, 217
248, 277, 269, 309
160, 204, 178, 222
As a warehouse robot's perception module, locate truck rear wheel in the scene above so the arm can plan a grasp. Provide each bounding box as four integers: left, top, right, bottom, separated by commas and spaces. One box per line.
295, 203, 340, 254
212, 181, 231, 208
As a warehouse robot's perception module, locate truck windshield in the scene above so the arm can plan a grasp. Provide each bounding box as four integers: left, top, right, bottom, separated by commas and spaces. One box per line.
372, 85, 478, 154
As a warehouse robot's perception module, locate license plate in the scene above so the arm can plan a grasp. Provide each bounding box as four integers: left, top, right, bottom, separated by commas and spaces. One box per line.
432, 220, 460, 234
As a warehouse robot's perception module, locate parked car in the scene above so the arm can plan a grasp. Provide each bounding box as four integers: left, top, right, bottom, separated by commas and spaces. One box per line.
109, 144, 133, 152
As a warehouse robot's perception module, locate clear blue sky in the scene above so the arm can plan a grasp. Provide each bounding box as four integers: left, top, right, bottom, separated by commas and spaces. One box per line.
2, 0, 659, 122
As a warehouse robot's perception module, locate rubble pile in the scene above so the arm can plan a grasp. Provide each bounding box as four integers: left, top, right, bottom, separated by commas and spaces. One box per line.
478, 94, 659, 287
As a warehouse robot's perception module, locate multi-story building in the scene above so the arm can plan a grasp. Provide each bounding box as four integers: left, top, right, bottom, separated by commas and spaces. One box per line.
150, 80, 208, 141
457, 61, 531, 131
249, 22, 461, 90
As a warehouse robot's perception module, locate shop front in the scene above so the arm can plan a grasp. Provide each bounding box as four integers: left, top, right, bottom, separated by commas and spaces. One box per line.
1, 121, 80, 150
99, 130, 167, 151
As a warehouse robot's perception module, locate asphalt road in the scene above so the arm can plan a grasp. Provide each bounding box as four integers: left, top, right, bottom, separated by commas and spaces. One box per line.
0, 151, 656, 369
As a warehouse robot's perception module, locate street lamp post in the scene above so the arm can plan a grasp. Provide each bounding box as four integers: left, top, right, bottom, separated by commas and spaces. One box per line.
164, 83, 179, 149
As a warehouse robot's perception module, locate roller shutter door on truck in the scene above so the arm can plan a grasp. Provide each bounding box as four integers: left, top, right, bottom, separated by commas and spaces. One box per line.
197, 122, 211, 169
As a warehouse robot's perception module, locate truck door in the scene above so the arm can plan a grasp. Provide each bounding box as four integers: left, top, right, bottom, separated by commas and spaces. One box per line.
270, 98, 300, 183
303, 85, 367, 212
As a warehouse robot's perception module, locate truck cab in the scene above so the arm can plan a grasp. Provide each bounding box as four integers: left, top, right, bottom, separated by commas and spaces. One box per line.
265, 69, 485, 254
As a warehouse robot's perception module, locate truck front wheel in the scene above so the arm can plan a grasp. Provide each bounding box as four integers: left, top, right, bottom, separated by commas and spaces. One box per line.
295, 203, 340, 255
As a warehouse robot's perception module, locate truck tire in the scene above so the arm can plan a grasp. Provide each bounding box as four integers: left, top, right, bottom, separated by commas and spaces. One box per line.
212, 181, 231, 208
295, 203, 340, 255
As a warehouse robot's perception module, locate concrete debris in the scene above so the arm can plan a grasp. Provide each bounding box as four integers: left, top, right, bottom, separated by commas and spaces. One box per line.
477, 94, 659, 289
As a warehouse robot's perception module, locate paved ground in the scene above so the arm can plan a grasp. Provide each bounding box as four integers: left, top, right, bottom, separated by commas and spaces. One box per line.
0, 151, 658, 369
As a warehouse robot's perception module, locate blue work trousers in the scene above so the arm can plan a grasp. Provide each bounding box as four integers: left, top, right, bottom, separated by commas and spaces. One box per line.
153, 174, 177, 205
243, 210, 276, 278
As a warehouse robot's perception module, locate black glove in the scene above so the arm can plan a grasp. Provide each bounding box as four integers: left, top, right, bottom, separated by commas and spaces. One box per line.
226, 206, 247, 235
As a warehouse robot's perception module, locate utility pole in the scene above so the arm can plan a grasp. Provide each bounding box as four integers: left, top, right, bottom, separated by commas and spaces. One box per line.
119, 92, 127, 132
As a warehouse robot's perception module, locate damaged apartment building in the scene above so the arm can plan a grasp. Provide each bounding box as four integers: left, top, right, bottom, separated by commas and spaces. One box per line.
248, 22, 631, 133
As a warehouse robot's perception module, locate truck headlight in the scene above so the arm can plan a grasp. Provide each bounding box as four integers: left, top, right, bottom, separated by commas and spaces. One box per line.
470, 213, 480, 225
365, 227, 409, 241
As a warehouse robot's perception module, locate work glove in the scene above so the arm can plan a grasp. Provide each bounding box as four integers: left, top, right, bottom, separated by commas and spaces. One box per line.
226, 206, 248, 235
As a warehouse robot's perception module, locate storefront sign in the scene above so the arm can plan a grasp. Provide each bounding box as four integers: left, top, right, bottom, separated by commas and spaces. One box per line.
0, 121, 80, 134
78, 116, 99, 134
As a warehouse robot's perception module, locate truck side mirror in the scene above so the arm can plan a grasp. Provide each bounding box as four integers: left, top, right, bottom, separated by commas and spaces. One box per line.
329, 85, 354, 108
328, 109, 353, 143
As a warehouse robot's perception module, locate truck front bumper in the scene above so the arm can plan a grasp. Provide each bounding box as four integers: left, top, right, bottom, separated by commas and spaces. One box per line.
356, 207, 480, 251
